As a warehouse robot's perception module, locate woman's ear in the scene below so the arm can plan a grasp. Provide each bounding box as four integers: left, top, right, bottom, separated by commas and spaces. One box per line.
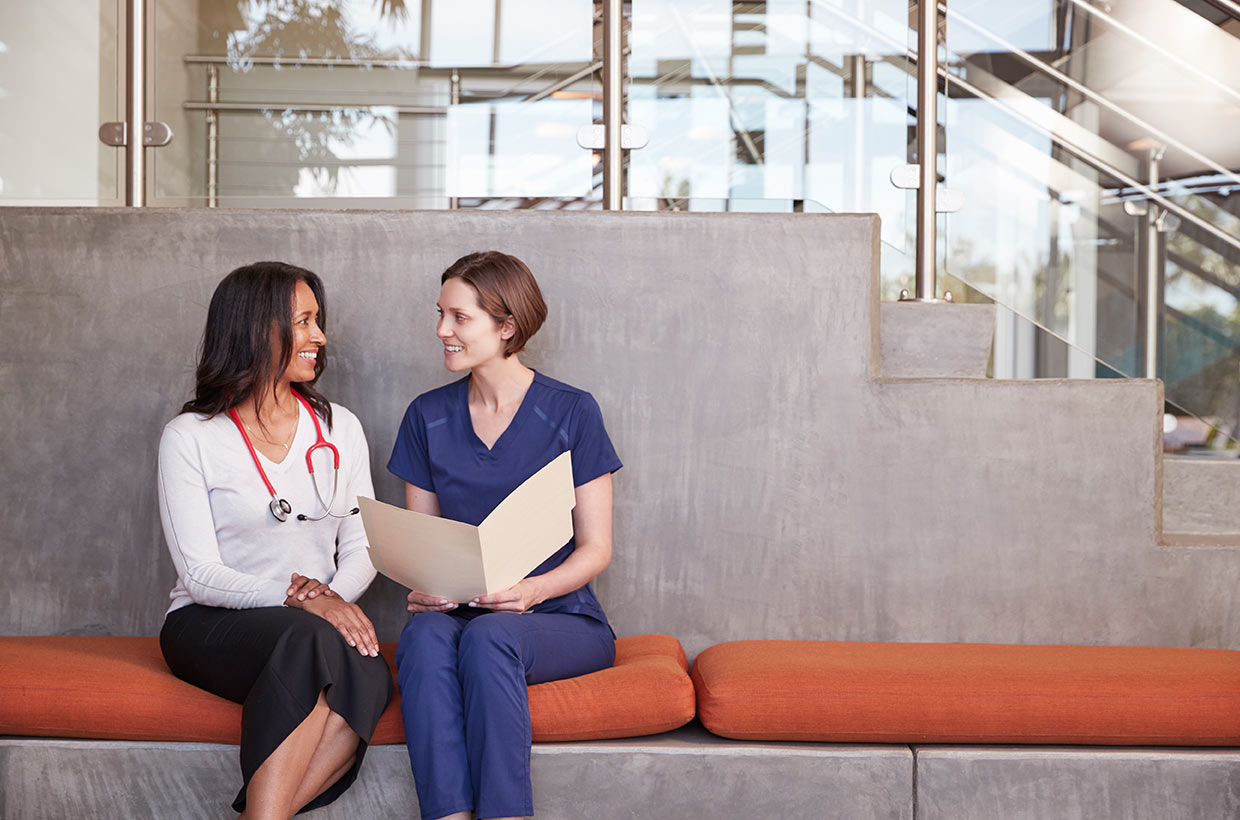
500, 314, 517, 340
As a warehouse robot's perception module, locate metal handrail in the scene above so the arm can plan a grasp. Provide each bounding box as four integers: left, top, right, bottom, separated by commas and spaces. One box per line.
183, 54, 559, 71
1202, 0, 1240, 23
184, 102, 446, 114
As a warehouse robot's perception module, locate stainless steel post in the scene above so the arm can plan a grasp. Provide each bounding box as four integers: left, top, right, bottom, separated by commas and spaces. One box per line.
1144, 146, 1164, 380
602, 0, 624, 210
914, 0, 938, 299
125, 0, 146, 206
449, 69, 461, 210
207, 65, 219, 208
848, 54, 865, 212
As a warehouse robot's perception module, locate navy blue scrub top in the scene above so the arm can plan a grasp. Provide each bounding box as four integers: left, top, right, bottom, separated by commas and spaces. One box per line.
387, 372, 622, 624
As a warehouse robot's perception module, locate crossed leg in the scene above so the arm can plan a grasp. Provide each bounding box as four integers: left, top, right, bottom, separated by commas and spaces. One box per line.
240, 691, 360, 820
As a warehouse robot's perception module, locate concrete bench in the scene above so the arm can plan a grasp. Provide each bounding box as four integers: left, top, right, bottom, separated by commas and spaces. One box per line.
686, 639, 1240, 820
4, 634, 1240, 819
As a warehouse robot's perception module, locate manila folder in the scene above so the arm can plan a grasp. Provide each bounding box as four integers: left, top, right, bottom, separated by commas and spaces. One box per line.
359, 451, 576, 602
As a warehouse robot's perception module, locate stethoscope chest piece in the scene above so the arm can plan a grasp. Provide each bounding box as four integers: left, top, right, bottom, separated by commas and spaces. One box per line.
269, 497, 293, 522
229, 391, 354, 524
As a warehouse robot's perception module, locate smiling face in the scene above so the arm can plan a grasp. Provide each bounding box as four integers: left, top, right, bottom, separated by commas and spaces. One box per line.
436, 277, 513, 372
279, 280, 326, 385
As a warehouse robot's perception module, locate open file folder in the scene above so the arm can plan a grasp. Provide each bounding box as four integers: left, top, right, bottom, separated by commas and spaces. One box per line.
359, 451, 576, 602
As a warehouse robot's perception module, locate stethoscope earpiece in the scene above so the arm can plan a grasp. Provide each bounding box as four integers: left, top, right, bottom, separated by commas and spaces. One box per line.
297, 507, 358, 522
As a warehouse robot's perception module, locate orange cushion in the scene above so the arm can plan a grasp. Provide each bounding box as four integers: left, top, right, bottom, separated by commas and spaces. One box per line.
0, 633, 694, 745
373, 632, 695, 743
692, 640, 1240, 746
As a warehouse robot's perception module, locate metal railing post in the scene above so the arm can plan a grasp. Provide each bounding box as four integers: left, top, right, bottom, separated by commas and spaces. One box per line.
914, 0, 938, 299
449, 69, 461, 210
125, 0, 146, 206
602, 0, 624, 210
207, 65, 218, 208
1144, 146, 1165, 380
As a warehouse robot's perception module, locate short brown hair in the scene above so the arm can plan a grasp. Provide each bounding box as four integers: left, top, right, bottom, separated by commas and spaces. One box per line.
441, 251, 547, 357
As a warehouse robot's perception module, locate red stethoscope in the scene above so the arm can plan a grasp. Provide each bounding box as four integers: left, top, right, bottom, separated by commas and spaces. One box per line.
228, 391, 357, 522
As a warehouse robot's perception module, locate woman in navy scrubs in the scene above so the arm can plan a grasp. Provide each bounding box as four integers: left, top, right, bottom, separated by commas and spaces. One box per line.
388, 251, 621, 820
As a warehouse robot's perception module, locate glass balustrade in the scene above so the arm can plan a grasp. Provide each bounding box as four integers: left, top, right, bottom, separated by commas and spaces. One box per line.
627, 0, 918, 293
0, 1, 123, 205
938, 0, 1240, 446
149, 0, 597, 206
3, 0, 1240, 448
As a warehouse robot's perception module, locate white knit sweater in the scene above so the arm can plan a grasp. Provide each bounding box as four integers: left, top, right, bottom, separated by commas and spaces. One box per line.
158, 401, 377, 612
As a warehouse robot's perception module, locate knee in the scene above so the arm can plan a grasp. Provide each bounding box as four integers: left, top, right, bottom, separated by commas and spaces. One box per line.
279, 609, 344, 655
457, 614, 521, 674
396, 613, 460, 675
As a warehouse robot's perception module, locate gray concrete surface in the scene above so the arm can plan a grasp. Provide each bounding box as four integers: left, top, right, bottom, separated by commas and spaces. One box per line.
0, 731, 914, 820
915, 746, 1240, 820
2, 208, 1239, 655
1162, 457, 1240, 545
878, 302, 995, 378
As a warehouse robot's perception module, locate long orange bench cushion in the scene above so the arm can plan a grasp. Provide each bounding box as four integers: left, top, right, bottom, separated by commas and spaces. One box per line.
692, 640, 1240, 746
0, 633, 694, 744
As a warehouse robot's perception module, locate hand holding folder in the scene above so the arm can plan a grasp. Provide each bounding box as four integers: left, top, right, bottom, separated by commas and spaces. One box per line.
359, 451, 576, 602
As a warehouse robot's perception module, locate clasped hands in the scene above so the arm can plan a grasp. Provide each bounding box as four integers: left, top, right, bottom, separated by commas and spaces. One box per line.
406, 577, 544, 615
284, 572, 380, 658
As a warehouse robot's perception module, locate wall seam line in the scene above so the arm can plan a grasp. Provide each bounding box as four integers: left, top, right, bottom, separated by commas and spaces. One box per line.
910, 744, 919, 820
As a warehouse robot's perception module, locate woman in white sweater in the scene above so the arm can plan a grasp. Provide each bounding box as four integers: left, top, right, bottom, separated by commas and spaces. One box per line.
157, 261, 392, 819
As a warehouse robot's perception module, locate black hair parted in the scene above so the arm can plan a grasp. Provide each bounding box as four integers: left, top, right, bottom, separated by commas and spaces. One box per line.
182, 261, 333, 428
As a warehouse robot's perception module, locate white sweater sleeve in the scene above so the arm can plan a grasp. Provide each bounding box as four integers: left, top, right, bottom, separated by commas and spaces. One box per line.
158, 424, 290, 609
326, 409, 378, 603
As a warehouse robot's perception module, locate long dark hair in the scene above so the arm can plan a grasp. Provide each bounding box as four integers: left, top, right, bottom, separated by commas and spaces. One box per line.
182, 261, 333, 428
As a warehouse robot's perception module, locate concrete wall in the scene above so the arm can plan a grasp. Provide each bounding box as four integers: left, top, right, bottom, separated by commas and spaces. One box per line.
2, 208, 1238, 653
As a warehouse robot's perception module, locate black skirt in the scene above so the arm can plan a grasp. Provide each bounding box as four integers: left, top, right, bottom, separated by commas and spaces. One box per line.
160, 604, 393, 814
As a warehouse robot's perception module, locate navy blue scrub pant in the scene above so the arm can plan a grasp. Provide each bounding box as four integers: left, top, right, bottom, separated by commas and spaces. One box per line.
396, 610, 615, 820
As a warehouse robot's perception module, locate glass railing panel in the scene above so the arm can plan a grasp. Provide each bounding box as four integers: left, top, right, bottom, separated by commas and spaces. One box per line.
1163, 226, 1240, 444
150, 0, 597, 206
0, 0, 123, 205
945, 0, 1240, 210
941, 0, 1240, 397
627, 0, 916, 292
940, 83, 1136, 378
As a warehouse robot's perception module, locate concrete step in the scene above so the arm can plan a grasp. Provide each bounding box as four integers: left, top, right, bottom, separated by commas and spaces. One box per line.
879, 302, 996, 379
1162, 457, 1240, 546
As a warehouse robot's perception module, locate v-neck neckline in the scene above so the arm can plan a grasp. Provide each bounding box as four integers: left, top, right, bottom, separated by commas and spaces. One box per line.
464, 372, 536, 457
251, 400, 304, 470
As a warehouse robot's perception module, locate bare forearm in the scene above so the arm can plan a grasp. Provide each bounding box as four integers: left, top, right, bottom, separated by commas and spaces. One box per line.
503, 538, 610, 607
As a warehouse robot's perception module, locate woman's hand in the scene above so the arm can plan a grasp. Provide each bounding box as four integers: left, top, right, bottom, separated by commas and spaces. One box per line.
407, 590, 459, 614
293, 595, 380, 657
285, 572, 335, 604
471, 577, 545, 613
